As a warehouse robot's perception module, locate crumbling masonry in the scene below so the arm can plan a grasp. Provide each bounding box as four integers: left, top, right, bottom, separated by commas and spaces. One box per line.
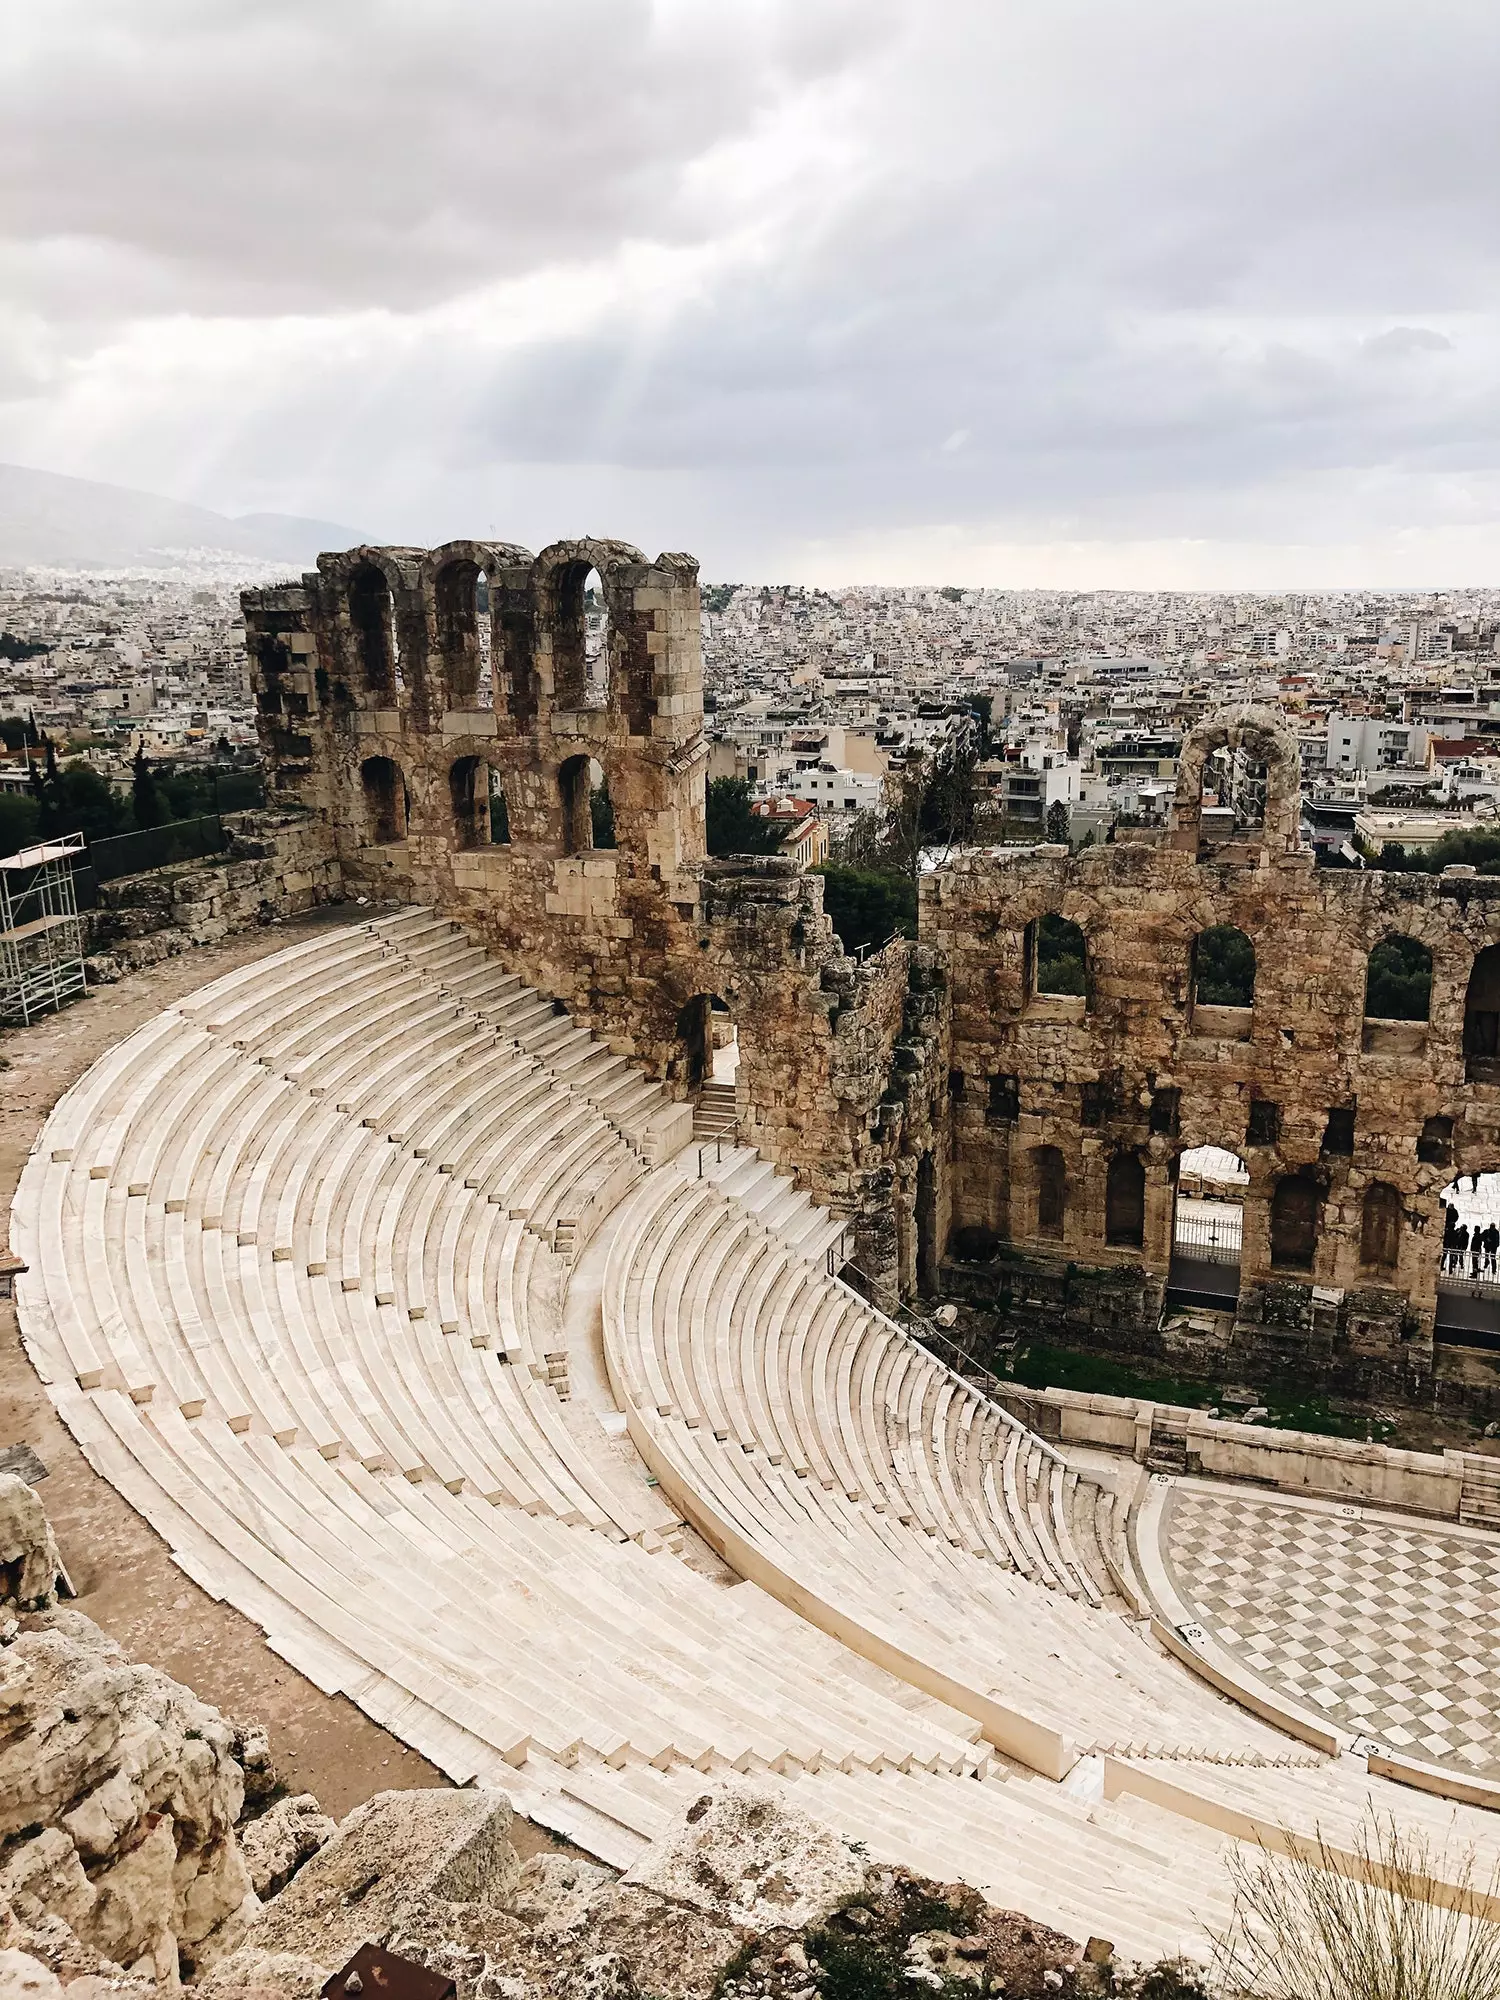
245, 548, 1500, 1398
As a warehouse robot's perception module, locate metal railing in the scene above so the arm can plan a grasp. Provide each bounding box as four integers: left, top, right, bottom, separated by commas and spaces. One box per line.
1171, 1206, 1243, 1266
1439, 1249, 1500, 1297
838, 1258, 1065, 1464
87, 813, 229, 883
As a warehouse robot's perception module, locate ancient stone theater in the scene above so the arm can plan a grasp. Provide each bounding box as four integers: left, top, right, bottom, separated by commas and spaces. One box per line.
16, 534, 1500, 1968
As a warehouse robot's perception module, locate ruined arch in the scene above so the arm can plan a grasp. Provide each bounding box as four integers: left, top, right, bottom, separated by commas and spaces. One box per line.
359, 754, 407, 845
347, 562, 397, 696
1171, 703, 1301, 857
432, 557, 484, 709
1360, 1181, 1403, 1272
1105, 1152, 1145, 1248
1270, 1170, 1320, 1271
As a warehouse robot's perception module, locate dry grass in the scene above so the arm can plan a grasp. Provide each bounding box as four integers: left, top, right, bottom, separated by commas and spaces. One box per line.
1212, 1812, 1500, 2000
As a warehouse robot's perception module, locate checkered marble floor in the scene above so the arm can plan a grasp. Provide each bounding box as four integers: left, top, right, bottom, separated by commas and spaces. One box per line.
1161, 1485, 1500, 1775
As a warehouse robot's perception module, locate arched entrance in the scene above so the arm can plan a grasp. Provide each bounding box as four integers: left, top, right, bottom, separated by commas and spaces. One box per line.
677, 993, 739, 1141
1167, 1144, 1247, 1306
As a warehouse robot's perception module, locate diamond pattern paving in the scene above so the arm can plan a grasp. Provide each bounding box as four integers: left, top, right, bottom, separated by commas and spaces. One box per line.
1161, 1486, 1500, 1776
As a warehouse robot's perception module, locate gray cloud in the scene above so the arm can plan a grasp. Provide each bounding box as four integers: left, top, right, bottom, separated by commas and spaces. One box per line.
5, 0, 1500, 582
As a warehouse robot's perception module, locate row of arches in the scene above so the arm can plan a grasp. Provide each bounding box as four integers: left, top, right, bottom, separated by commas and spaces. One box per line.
1023, 1143, 1398, 1275
359, 753, 615, 859
1028, 915, 1457, 1031
333, 544, 648, 731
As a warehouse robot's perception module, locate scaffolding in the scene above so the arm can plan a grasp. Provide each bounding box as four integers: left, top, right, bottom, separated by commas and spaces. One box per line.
0, 833, 87, 1026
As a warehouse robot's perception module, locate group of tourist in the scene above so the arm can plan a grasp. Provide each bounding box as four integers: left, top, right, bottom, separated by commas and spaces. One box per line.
1442, 1203, 1500, 1280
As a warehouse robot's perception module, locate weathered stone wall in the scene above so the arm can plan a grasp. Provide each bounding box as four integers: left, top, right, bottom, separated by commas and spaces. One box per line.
927, 710, 1500, 1391
84, 811, 342, 982
243, 543, 942, 1292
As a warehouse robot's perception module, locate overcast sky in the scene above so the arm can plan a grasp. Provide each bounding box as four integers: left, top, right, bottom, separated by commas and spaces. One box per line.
4, 0, 1499, 586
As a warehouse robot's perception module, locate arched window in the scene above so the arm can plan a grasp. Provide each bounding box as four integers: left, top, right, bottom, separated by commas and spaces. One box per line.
1105, 1153, 1145, 1248
348, 564, 396, 695
433, 559, 483, 708
1032, 1146, 1066, 1240
553, 563, 608, 710
1192, 926, 1255, 1008
449, 756, 489, 850
1360, 1182, 1402, 1272
1270, 1172, 1319, 1271
360, 756, 406, 844
1465, 945, 1500, 1083
1032, 914, 1087, 997
1365, 936, 1432, 1022
559, 754, 593, 856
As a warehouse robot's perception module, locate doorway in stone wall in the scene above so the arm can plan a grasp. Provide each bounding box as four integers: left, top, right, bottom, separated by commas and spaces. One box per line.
1435, 1171, 1500, 1349
1167, 1144, 1247, 1307
677, 993, 738, 1139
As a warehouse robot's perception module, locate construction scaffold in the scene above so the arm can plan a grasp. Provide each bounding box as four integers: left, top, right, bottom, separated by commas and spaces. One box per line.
0, 833, 87, 1026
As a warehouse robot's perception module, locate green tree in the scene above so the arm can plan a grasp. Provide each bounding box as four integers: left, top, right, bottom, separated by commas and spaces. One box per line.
1035, 913, 1087, 995
705, 777, 782, 857
1365, 936, 1433, 1021
813, 865, 917, 953
132, 741, 167, 829
0, 793, 39, 855
590, 782, 616, 850
0, 718, 27, 754
1046, 798, 1071, 845
40, 760, 127, 843
1193, 925, 1256, 1006
917, 745, 979, 850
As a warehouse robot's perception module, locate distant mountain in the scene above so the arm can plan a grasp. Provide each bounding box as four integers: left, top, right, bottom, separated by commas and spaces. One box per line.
0, 463, 363, 572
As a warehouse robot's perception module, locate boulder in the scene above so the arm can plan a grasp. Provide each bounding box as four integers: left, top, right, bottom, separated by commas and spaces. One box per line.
0, 1479, 60, 1613
621, 1784, 866, 1933
251, 1790, 519, 1968
0, 1610, 255, 1985
240, 1796, 336, 1901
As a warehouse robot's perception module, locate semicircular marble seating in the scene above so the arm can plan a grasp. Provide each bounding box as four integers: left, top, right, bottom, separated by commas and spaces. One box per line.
16, 909, 1500, 1963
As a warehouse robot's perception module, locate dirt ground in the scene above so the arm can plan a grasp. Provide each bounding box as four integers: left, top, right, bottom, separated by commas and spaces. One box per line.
0, 910, 486, 1829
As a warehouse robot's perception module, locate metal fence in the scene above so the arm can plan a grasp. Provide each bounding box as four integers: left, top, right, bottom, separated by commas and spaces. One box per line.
88, 814, 229, 884
1439, 1250, 1500, 1297
1172, 1202, 1243, 1266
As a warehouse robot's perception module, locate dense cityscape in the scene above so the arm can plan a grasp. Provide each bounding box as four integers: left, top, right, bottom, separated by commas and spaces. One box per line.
6, 564, 1500, 870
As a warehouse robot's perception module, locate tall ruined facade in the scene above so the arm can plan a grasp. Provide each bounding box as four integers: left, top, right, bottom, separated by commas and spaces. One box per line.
243, 540, 948, 1297
247, 553, 1500, 1402
930, 706, 1500, 1400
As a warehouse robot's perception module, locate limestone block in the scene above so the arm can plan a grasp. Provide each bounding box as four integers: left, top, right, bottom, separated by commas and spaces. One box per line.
194, 1946, 328, 1999
239, 1796, 335, 1901
0, 1477, 61, 1611
250, 1790, 518, 1967
0, 1949, 62, 1998
621, 1783, 865, 1933
507, 1853, 611, 1941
